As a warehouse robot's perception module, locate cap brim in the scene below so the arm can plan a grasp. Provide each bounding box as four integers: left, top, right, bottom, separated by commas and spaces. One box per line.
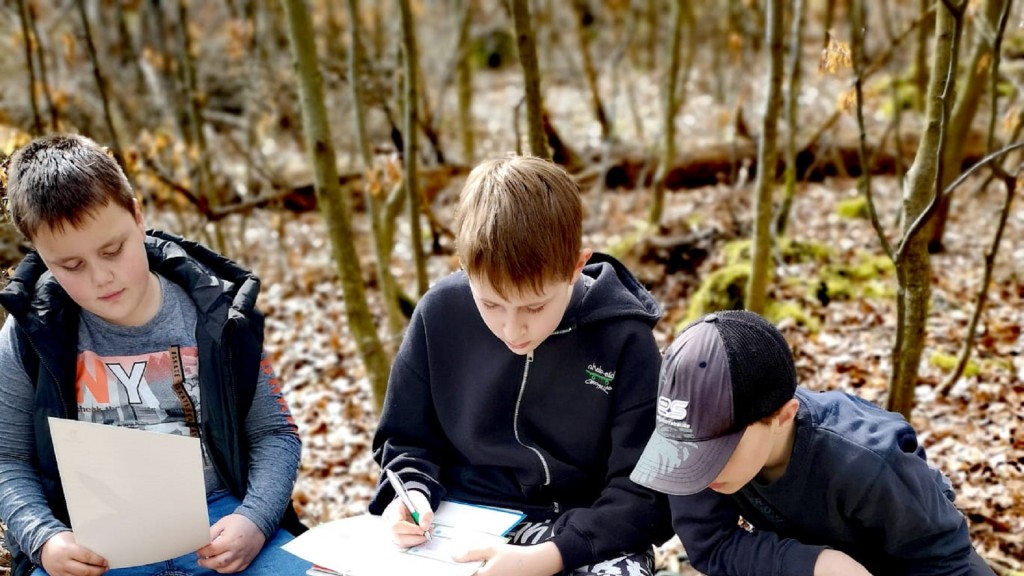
630, 427, 745, 496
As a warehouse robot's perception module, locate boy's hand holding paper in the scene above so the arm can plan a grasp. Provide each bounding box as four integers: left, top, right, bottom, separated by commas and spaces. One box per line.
40, 531, 109, 576
196, 513, 266, 573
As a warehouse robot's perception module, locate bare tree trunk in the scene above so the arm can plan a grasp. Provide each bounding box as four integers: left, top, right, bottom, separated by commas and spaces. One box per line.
143, 0, 188, 141
27, 1, 58, 131
888, 1, 965, 418
115, 0, 147, 105
712, 5, 727, 103
928, 0, 1011, 253
76, 0, 125, 168
571, 0, 610, 141
821, 0, 835, 52
915, 0, 931, 111
398, 0, 429, 297
648, 0, 686, 225
176, 0, 215, 212
279, 0, 391, 411
16, 0, 43, 135
454, 0, 475, 163
775, 0, 806, 236
321, 3, 349, 82
746, 0, 785, 315
511, 0, 549, 159
645, 0, 658, 70
242, 0, 264, 198
347, 0, 404, 345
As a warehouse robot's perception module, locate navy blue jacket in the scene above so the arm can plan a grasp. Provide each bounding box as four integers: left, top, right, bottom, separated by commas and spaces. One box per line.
670, 388, 987, 576
370, 253, 673, 571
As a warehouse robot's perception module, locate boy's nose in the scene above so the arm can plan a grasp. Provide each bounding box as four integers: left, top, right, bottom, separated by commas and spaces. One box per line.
503, 316, 526, 340
92, 264, 114, 286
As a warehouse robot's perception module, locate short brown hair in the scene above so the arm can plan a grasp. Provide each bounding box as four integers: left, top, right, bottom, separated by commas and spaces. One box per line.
455, 156, 582, 298
5, 133, 136, 240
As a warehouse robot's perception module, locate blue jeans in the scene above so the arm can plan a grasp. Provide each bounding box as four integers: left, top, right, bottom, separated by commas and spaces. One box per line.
32, 491, 311, 576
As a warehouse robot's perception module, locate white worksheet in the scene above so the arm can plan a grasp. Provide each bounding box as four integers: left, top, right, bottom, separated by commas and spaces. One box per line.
48, 417, 210, 568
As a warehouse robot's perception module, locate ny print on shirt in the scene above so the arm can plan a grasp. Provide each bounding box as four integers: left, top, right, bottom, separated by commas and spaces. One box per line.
76, 347, 207, 463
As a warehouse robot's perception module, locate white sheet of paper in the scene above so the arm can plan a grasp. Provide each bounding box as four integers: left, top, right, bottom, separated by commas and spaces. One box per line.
282, 504, 509, 573
48, 418, 210, 568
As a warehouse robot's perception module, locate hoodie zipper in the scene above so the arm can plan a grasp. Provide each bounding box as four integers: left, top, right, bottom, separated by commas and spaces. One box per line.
513, 350, 552, 486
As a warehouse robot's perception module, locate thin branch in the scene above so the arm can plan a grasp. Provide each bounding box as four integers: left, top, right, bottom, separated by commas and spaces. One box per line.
16, 0, 42, 134
938, 171, 1016, 395
851, 0, 894, 259
942, 140, 1024, 198
139, 154, 206, 210
939, 0, 1015, 395
76, 0, 124, 167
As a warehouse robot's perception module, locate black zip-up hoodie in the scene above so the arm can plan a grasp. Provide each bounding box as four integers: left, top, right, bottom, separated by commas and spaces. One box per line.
371, 253, 673, 571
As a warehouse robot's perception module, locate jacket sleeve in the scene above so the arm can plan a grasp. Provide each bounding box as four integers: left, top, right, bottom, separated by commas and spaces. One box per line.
846, 449, 977, 576
234, 353, 301, 538
549, 328, 674, 572
369, 304, 451, 513
670, 491, 824, 576
0, 316, 70, 565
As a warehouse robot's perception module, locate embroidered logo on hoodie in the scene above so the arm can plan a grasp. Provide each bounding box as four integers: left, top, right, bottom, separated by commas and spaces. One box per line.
585, 363, 615, 393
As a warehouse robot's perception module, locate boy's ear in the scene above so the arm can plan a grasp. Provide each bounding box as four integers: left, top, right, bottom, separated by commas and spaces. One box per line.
571, 249, 593, 282
132, 198, 144, 227
775, 398, 800, 428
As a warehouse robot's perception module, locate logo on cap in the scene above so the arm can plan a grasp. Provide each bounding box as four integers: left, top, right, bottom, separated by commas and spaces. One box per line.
657, 396, 690, 423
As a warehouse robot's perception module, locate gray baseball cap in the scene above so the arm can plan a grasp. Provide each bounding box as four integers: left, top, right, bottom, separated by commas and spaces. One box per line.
630, 311, 797, 496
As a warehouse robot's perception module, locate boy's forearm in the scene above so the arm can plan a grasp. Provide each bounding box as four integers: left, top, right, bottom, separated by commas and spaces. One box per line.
670, 492, 824, 576
235, 433, 300, 536
0, 321, 70, 564
814, 549, 872, 576
0, 460, 71, 565
520, 542, 563, 576
234, 359, 301, 537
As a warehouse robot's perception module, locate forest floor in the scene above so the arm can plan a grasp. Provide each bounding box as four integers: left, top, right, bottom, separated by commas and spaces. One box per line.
1, 70, 1023, 576
237, 165, 1022, 574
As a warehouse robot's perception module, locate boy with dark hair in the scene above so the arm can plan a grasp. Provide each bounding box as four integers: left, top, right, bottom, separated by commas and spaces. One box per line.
370, 155, 672, 575
0, 133, 310, 576
631, 310, 995, 576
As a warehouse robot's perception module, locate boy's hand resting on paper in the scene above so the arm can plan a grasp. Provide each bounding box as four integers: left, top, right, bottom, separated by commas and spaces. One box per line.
41, 531, 109, 576
453, 541, 563, 576
382, 489, 434, 547
814, 549, 873, 576
196, 513, 266, 573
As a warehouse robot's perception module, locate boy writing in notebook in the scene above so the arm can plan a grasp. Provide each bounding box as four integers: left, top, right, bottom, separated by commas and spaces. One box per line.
631, 310, 994, 575
0, 134, 309, 576
370, 155, 672, 575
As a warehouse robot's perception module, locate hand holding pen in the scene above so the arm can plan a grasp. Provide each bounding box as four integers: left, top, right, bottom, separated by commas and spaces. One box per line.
384, 469, 434, 546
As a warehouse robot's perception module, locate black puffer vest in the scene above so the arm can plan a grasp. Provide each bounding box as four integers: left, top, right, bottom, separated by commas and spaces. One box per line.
0, 230, 304, 576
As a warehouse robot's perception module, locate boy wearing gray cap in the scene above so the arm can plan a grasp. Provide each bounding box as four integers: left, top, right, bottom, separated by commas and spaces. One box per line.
630, 310, 994, 576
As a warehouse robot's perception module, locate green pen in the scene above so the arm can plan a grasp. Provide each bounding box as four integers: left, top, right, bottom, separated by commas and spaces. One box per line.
385, 469, 432, 541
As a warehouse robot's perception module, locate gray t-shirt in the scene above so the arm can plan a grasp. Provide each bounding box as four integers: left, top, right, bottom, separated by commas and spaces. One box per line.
0, 272, 301, 564
77, 275, 220, 491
